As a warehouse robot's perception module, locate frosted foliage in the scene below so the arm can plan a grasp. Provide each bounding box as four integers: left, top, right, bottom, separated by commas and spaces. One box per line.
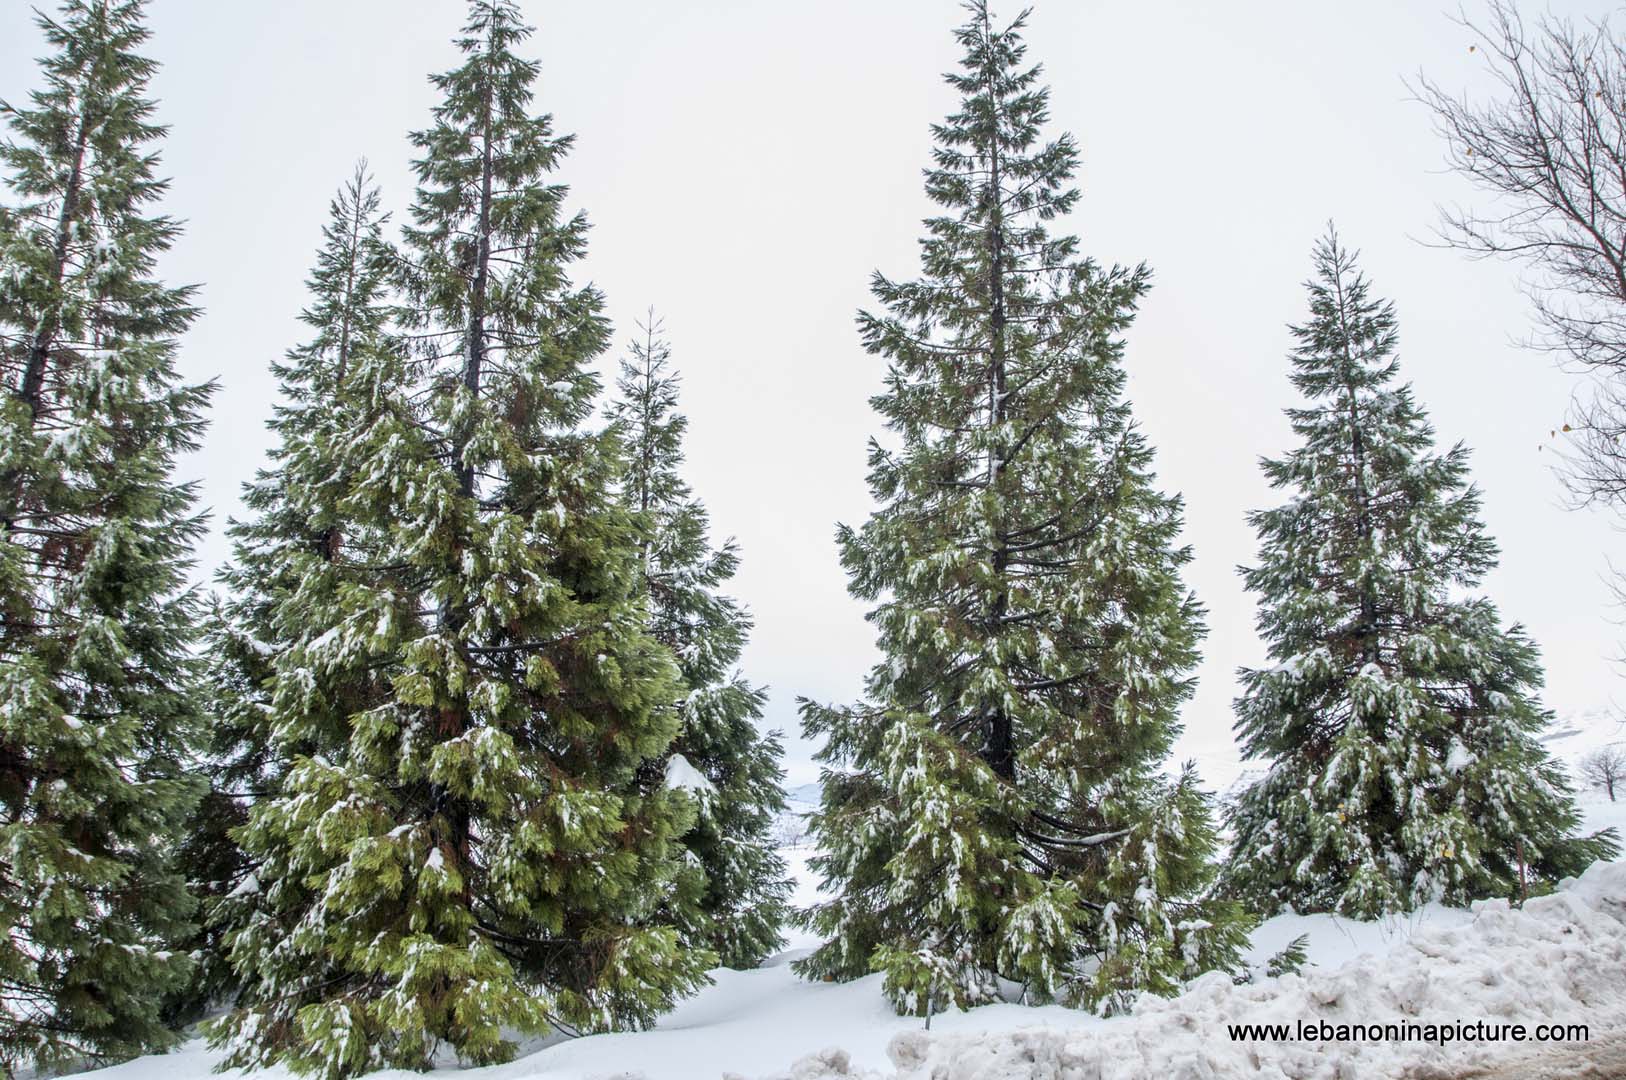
1223, 231, 1618, 919
797, 1, 1246, 1017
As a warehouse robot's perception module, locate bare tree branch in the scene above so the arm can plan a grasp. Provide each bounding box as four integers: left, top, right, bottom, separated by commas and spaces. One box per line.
1412, 0, 1626, 510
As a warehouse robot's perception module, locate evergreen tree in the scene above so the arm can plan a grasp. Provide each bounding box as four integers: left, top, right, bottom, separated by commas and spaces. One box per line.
0, 0, 210, 1068
797, 2, 1246, 1017
608, 313, 791, 970
211, 5, 710, 1075
168, 164, 396, 1024
1223, 229, 1620, 918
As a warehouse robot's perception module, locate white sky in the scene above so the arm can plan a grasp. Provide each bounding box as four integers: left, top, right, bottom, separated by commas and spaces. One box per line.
3, 0, 1621, 788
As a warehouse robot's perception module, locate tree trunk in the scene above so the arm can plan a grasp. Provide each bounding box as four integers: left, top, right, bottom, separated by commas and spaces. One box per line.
1331, 260, 1380, 675
435, 39, 497, 900
18, 123, 88, 419
982, 8, 1014, 786
319, 180, 369, 563
4, 117, 89, 537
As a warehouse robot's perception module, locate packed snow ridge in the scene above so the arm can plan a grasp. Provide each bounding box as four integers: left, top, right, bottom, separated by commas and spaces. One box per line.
757, 859, 1626, 1080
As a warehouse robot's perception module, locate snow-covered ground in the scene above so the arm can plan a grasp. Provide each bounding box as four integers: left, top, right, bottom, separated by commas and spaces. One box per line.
761, 858, 1626, 1080
73, 711, 1626, 1080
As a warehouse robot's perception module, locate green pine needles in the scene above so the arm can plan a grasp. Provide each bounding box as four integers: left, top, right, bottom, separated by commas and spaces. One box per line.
207, 4, 713, 1075
608, 314, 792, 970
177, 162, 402, 1027
1222, 230, 1621, 919
4, 0, 1625, 1075
795, 2, 1248, 1017
0, 0, 210, 1069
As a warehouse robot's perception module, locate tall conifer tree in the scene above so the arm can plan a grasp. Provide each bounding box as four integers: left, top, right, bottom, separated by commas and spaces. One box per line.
170, 164, 396, 1023
212, 5, 710, 1075
1223, 230, 1619, 918
608, 314, 791, 970
798, 2, 1245, 1016
0, 0, 209, 1067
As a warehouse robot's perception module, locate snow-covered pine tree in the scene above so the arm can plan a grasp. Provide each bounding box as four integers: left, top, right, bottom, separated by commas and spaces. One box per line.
168, 163, 397, 1024
0, 0, 211, 1068
796, 1, 1246, 1017
608, 313, 792, 970
211, 5, 711, 1076
1222, 229, 1620, 919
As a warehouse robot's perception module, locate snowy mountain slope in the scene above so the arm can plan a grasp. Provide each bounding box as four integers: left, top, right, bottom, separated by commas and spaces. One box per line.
785, 782, 823, 808
1542, 708, 1626, 841
1539, 706, 1625, 752
771, 783, 822, 848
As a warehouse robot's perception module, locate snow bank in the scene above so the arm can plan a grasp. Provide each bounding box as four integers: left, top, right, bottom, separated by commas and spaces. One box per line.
72, 849, 1626, 1080
1240, 899, 1474, 977
758, 859, 1626, 1080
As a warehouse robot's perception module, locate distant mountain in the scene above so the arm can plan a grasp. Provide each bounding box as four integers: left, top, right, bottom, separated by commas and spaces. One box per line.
1219, 767, 1266, 807
1541, 707, 1625, 769
784, 782, 822, 809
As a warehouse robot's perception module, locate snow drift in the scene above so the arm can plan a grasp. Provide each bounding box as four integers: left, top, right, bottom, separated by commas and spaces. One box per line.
758, 858, 1626, 1080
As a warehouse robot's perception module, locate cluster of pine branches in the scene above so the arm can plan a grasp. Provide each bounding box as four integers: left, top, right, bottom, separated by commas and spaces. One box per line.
0, 1, 1616, 1078
0, 2, 788, 1074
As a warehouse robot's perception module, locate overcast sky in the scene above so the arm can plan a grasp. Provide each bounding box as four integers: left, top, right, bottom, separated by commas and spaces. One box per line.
3, 0, 1621, 788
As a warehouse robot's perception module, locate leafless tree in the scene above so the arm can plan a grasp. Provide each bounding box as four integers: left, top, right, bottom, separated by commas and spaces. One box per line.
1580, 745, 1625, 801
771, 810, 809, 849
1413, 1, 1626, 511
